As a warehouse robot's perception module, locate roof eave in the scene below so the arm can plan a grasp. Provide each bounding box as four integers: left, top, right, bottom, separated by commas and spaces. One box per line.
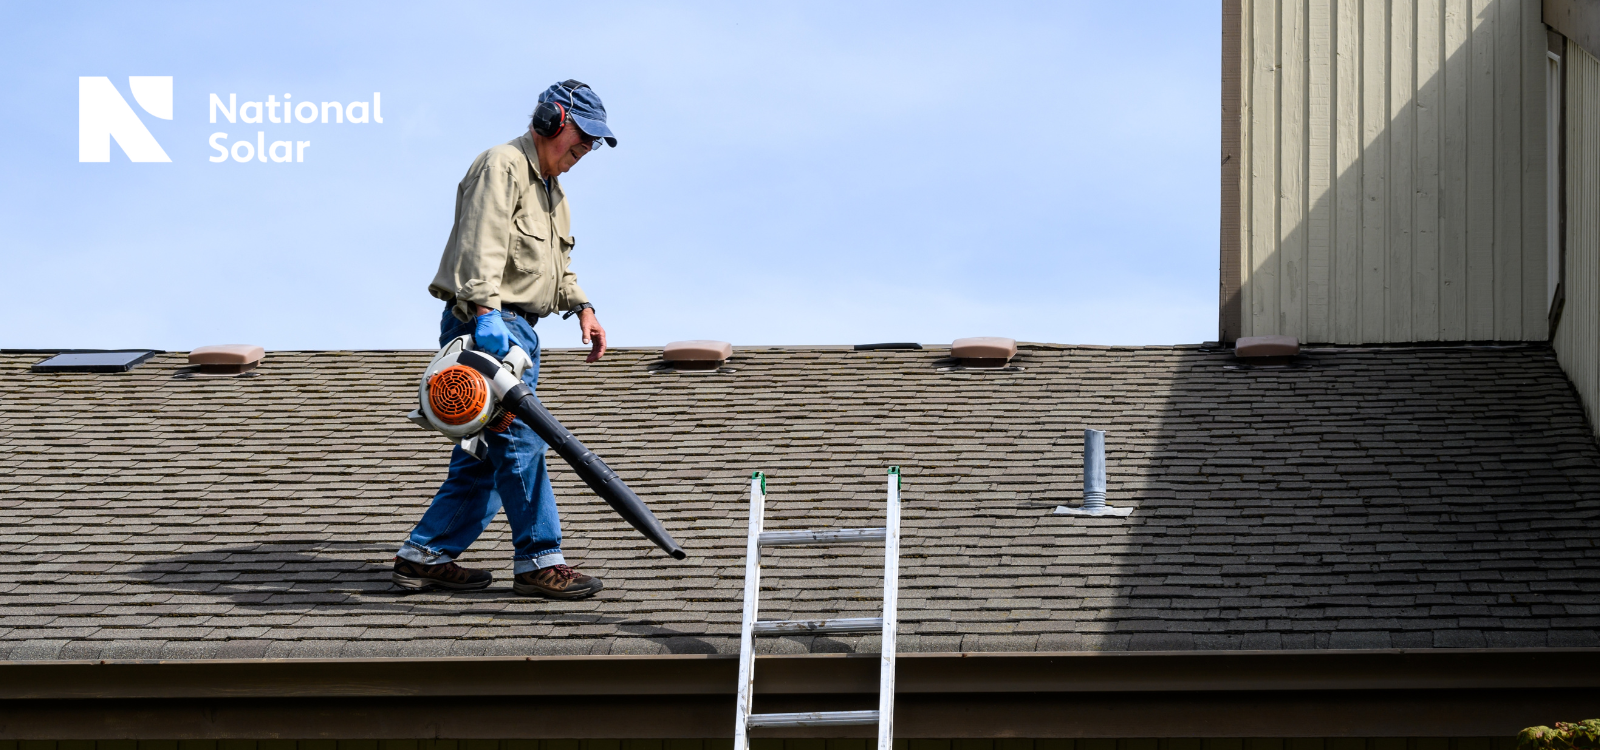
1, 649, 1597, 739
7, 648, 1598, 699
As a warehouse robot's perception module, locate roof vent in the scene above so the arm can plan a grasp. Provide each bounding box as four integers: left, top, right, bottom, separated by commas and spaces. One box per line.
31, 350, 157, 373
1055, 429, 1132, 518
1232, 335, 1301, 367
950, 337, 1017, 368
1235, 335, 1299, 358
662, 340, 732, 371
185, 345, 265, 377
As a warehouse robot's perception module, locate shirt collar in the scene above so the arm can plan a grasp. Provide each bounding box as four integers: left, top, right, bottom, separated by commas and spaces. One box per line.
518, 132, 563, 196
514, 132, 544, 177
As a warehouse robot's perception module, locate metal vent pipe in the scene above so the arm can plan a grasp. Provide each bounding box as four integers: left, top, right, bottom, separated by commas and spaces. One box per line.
1054, 429, 1131, 518
1082, 429, 1108, 510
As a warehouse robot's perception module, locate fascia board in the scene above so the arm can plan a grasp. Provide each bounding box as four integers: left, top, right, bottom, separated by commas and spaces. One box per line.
0, 648, 1596, 700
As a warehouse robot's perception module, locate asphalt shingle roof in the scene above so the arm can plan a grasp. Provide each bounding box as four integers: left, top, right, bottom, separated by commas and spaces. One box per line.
0, 343, 1597, 660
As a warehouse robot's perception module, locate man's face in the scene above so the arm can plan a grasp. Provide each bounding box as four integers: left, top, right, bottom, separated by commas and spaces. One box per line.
547, 122, 596, 175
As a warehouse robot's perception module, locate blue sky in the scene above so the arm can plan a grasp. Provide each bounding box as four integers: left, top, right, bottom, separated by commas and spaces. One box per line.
0, 1, 1220, 351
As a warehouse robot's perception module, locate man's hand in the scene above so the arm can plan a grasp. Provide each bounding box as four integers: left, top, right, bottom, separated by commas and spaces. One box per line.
473, 308, 512, 358
579, 308, 607, 363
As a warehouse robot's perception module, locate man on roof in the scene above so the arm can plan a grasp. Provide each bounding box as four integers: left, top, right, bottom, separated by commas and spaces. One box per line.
395, 80, 616, 599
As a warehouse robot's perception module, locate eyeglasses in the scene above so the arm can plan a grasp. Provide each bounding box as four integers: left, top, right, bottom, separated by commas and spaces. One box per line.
570, 130, 601, 155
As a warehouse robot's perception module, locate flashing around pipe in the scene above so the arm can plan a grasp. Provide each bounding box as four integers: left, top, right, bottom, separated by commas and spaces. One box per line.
1054, 429, 1132, 518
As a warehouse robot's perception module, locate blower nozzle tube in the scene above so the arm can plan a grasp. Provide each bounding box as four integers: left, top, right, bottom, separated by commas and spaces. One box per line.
505, 384, 688, 560
454, 350, 686, 560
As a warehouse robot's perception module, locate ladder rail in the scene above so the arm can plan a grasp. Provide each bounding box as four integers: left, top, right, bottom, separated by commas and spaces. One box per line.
877, 467, 902, 750
732, 472, 765, 750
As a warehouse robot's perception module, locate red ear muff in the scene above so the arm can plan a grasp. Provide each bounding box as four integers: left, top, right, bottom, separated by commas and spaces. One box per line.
532, 100, 569, 138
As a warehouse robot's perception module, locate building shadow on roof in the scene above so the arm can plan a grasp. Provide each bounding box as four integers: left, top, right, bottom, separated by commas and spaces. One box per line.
1073, 345, 1600, 652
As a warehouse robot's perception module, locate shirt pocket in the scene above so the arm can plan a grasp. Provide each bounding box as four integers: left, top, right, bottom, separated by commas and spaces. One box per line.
510, 212, 550, 276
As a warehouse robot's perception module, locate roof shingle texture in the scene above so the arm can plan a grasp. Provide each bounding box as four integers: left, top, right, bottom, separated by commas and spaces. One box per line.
0, 344, 1597, 661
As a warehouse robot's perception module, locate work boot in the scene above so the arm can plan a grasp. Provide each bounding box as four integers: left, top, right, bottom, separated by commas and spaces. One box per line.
513, 564, 604, 599
391, 557, 493, 591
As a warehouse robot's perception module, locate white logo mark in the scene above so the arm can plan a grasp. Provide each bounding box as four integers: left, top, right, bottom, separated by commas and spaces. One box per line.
79, 76, 172, 162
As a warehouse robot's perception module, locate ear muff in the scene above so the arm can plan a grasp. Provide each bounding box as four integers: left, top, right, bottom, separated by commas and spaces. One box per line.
531, 100, 568, 138
532, 80, 594, 138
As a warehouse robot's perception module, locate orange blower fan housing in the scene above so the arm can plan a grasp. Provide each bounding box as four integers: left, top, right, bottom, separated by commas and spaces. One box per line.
428, 365, 489, 426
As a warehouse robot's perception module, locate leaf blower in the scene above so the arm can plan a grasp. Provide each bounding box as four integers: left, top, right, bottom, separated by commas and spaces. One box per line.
407, 335, 687, 560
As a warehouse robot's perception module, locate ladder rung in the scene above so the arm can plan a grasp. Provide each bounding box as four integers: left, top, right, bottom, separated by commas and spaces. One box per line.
758, 527, 887, 546
747, 710, 880, 728
752, 617, 883, 635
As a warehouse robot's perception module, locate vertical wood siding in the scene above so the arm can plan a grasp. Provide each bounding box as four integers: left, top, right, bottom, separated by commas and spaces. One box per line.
1238, 0, 1549, 342
1554, 43, 1600, 431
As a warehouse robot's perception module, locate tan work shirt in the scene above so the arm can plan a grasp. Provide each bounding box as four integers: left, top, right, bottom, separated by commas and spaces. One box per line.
429, 133, 589, 322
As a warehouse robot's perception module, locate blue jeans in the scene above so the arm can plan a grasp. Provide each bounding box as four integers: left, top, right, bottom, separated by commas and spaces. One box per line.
397, 306, 565, 574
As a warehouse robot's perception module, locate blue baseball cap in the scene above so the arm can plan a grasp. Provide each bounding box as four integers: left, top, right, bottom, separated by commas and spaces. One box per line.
541, 80, 617, 148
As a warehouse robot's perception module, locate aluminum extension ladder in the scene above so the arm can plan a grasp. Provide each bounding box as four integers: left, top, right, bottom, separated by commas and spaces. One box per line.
733, 467, 902, 750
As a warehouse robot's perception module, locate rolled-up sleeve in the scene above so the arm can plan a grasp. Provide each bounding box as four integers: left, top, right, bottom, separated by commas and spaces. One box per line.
555, 236, 589, 311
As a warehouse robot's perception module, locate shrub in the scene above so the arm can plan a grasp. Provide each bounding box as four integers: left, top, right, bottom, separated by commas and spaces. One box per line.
1518, 720, 1600, 750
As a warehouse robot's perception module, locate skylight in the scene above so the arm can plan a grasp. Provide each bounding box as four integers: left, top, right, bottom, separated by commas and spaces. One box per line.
31, 351, 157, 373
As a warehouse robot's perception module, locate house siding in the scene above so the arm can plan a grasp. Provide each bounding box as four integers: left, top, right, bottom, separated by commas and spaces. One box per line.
1235, 0, 1549, 343
1553, 41, 1600, 431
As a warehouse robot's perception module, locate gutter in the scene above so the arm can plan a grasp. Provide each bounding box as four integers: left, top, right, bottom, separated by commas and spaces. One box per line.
0, 649, 1596, 739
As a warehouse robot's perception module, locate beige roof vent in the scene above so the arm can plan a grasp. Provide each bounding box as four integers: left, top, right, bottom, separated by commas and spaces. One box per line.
663, 340, 732, 371
950, 337, 1017, 368
1234, 335, 1300, 358
187, 344, 265, 376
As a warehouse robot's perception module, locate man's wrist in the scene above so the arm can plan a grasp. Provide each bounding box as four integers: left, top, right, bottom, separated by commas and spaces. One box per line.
562, 302, 595, 320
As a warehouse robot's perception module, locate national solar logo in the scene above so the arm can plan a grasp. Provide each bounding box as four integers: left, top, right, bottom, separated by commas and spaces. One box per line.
78, 76, 384, 164
79, 76, 173, 162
